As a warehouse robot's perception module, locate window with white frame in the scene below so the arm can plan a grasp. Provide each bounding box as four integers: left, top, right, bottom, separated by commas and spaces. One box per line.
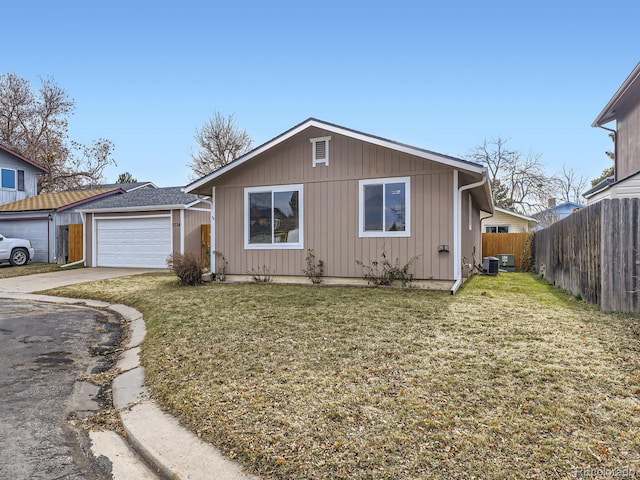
245, 184, 303, 249
468, 194, 473, 231
310, 136, 331, 167
485, 225, 509, 233
359, 177, 410, 237
1, 168, 16, 190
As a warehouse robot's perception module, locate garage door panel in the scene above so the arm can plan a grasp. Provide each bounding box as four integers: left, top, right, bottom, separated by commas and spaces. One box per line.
0, 220, 48, 262
96, 217, 171, 268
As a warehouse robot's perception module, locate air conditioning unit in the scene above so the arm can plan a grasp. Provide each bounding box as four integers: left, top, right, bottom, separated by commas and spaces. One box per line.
497, 254, 516, 271
482, 256, 499, 275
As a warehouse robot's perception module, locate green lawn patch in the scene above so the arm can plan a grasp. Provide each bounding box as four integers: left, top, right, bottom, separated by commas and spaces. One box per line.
46, 272, 640, 479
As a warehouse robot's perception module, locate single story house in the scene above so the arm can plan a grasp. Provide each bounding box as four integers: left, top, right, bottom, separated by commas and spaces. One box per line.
0, 143, 49, 205
78, 187, 210, 269
186, 118, 494, 292
481, 207, 538, 233
0, 187, 124, 262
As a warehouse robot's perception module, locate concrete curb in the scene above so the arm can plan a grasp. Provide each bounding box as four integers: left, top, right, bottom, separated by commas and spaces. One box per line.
1, 294, 258, 480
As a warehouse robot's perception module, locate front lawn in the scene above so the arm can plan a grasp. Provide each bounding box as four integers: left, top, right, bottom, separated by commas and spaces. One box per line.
47, 273, 640, 479
0, 262, 61, 279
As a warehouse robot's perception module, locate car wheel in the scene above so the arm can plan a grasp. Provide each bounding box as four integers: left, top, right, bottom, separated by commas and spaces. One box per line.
9, 248, 29, 267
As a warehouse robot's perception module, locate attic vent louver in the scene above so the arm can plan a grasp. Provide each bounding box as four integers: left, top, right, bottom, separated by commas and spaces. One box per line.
310, 136, 331, 167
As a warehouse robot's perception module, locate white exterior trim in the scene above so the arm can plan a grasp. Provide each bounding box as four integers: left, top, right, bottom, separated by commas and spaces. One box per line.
452, 170, 460, 290
79, 205, 187, 213
310, 136, 331, 167
179, 209, 185, 254
185, 119, 485, 193
0, 167, 17, 190
358, 176, 411, 238
244, 184, 304, 250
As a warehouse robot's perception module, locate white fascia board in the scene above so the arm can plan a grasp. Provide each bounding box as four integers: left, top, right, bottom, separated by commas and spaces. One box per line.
592, 62, 640, 127
185, 119, 485, 192
78, 205, 187, 213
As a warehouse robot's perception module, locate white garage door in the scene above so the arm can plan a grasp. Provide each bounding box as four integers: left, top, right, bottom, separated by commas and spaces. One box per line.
95, 216, 172, 268
0, 219, 49, 262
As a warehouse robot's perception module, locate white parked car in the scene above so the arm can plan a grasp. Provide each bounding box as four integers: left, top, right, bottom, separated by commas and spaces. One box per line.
0, 234, 35, 266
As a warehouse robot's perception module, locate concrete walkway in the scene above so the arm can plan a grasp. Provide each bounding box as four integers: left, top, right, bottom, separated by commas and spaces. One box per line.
0, 267, 159, 293
0, 268, 257, 480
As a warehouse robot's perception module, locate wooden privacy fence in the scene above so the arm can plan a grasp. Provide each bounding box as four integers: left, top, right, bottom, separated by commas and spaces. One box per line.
534, 198, 640, 313
482, 232, 532, 271
56, 224, 83, 264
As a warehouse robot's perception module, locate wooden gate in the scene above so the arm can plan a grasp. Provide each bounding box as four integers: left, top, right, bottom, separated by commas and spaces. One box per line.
201, 224, 211, 267
68, 224, 83, 263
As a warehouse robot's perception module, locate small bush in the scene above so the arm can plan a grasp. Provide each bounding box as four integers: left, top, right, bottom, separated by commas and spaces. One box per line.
167, 253, 204, 286
356, 250, 417, 288
303, 249, 324, 284
248, 265, 273, 283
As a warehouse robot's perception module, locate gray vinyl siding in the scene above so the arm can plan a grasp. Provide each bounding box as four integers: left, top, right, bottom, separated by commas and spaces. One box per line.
0, 151, 40, 204
213, 127, 456, 280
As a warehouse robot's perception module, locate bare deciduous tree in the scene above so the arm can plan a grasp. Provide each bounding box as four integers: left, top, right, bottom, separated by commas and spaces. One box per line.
0, 73, 116, 192
467, 138, 555, 214
188, 112, 252, 179
554, 164, 588, 204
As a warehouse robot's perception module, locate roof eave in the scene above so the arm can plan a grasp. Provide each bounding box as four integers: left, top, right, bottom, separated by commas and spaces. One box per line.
78, 204, 188, 213
0, 144, 50, 173
592, 62, 640, 127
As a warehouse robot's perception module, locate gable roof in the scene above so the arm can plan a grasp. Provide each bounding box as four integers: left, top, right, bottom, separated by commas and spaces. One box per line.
185, 118, 486, 195
78, 187, 206, 212
0, 188, 122, 213
0, 144, 50, 173
593, 62, 640, 127
493, 207, 538, 223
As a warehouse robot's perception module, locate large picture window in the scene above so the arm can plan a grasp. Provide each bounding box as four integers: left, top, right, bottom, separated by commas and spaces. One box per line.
245, 184, 303, 249
359, 177, 410, 237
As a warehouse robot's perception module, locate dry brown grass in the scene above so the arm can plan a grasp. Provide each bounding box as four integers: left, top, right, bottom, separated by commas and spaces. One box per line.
0, 262, 61, 278
46, 273, 640, 479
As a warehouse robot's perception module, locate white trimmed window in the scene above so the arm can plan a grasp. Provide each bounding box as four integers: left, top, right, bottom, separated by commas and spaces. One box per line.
468, 194, 473, 231
485, 225, 509, 233
245, 184, 304, 249
359, 177, 410, 237
1, 168, 16, 190
310, 136, 331, 167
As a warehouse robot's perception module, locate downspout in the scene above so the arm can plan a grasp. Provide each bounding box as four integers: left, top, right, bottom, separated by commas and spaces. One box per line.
61, 212, 86, 268
451, 171, 488, 294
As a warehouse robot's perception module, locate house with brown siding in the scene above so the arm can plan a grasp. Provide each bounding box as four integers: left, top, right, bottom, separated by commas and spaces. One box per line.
589, 62, 640, 204
186, 119, 494, 292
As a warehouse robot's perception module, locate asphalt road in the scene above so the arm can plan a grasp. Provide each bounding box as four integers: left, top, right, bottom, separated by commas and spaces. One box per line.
0, 299, 122, 479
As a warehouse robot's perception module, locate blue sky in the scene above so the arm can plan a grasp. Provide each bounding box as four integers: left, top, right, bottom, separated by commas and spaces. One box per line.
4, 1, 638, 189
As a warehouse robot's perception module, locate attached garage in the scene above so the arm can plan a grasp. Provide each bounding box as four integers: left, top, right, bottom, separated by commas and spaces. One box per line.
80, 187, 211, 269
0, 217, 49, 262
95, 215, 172, 268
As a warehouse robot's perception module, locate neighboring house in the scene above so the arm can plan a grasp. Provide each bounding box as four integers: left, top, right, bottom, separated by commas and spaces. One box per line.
0, 188, 124, 262
78, 187, 210, 269
481, 207, 538, 233
589, 62, 640, 204
0, 144, 49, 205
186, 118, 494, 292
532, 201, 584, 229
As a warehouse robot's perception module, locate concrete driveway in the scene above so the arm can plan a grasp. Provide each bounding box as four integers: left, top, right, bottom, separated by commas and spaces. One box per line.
0, 268, 160, 294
